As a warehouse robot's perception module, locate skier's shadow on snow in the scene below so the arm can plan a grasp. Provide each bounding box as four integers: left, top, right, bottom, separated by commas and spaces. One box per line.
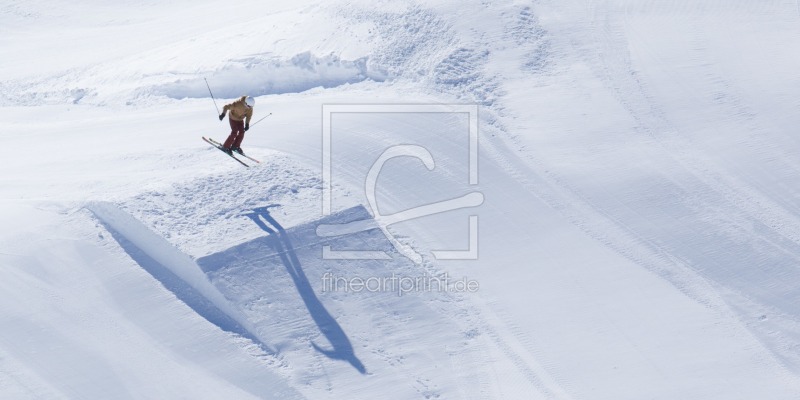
245, 207, 367, 374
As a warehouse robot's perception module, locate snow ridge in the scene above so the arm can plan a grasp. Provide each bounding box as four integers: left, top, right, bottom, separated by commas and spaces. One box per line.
87, 202, 270, 351
152, 52, 386, 100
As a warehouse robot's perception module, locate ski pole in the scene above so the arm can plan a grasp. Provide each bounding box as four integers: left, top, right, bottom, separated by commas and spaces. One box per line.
204, 78, 220, 116
250, 112, 273, 128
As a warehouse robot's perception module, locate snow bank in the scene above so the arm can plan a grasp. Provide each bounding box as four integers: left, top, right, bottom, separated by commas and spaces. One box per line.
153, 52, 386, 100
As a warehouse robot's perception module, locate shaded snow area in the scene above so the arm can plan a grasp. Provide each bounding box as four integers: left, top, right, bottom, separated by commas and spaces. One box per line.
3, 0, 800, 399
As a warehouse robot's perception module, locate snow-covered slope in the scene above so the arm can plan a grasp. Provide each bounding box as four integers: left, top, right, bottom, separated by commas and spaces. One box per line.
3, 0, 800, 398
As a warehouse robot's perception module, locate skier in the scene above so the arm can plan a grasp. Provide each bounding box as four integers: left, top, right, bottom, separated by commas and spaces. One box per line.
218, 95, 255, 155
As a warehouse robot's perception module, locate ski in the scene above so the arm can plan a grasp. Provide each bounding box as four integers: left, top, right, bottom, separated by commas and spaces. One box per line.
202, 136, 249, 167
204, 137, 261, 164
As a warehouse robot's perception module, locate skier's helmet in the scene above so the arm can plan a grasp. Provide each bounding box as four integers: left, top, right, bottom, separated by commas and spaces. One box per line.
245, 96, 255, 108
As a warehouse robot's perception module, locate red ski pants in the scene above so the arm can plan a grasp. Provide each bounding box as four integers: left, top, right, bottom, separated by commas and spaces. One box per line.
223, 118, 245, 149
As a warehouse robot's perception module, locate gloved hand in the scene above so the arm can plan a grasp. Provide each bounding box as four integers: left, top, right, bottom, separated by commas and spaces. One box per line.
244, 124, 250, 131
219, 112, 226, 121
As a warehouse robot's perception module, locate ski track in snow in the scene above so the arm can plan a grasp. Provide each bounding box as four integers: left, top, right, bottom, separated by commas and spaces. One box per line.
577, 0, 800, 370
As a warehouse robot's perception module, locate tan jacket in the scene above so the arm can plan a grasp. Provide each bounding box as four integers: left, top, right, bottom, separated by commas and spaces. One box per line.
223, 96, 253, 124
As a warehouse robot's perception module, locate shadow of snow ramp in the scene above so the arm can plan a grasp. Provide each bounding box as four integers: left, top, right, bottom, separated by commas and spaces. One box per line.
86, 202, 269, 352
197, 205, 393, 374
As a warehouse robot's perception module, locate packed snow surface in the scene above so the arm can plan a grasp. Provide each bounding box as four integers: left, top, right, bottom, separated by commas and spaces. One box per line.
3, 0, 800, 398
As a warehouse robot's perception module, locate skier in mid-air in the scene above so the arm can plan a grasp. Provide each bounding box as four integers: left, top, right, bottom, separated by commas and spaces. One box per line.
218, 95, 255, 155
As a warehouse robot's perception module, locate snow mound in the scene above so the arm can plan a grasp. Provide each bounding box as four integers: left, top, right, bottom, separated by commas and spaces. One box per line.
105, 165, 487, 397
87, 202, 267, 350
344, 6, 454, 76
152, 52, 386, 100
